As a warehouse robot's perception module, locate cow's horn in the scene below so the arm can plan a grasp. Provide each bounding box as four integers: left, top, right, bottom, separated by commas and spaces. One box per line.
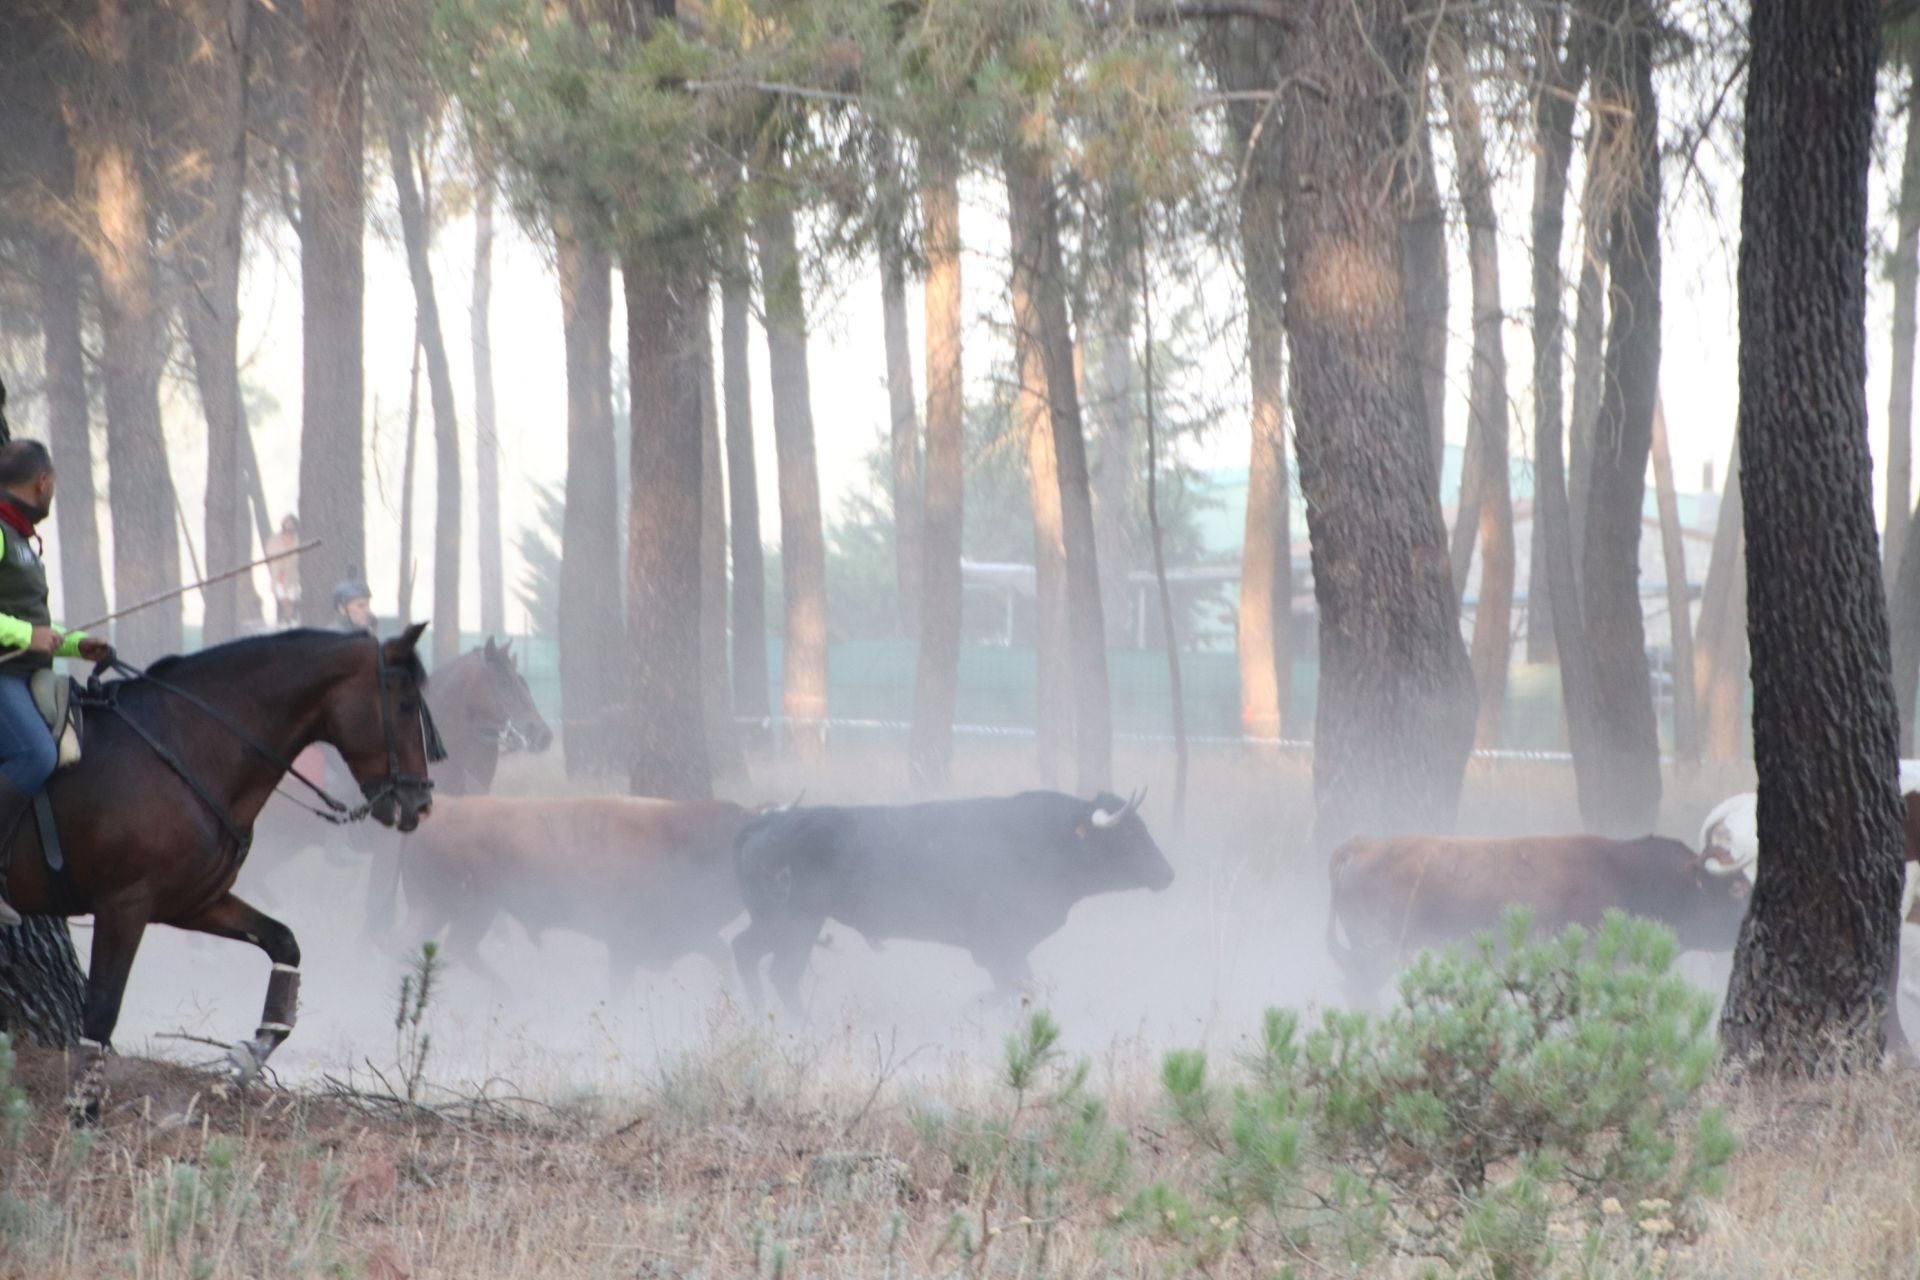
1090, 788, 1144, 830
785, 790, 806, 811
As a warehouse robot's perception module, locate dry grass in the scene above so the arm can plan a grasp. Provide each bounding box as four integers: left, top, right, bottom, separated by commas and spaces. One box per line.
9, 1024, 1920, 1278
9, 742, 1911, 1279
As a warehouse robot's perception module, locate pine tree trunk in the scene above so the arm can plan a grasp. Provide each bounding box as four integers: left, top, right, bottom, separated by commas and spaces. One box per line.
73, 0, 183, 663
1440, 39, 1516, 749
1089, 206, 1136, 651
1006, 144, 1111, 794
1568, 143, 1607, 571
1281, 0, 1476, 852
624, 257, 710, 800
0, 917, 84, 1048
910, 163, 965, 787
1578, 10, 1664, 834
1893, 492, 1920, 752
474, 182, 505, 636
1404, 106, 1449, 488
880, 209, 923, 639
1211, 21, 1292, 741
695, 278, 742, 779
1006, 150, 1073, 787
37, 241, 109, 630
1721, 0, 1905, 1070
753, 202, 829, 760
556, 222, 621, 776
176, 0, 256, 643
1651, 395, 1700, 761
1238, 162, 1291, 742
1887, 60, 1920, 595
1525, 11, 1589, 665
396, 333, 421, 624
387, 119, 461, 668
721, 242, 770, 727
1695, 447, 1747, 760
297, 0, 366, 625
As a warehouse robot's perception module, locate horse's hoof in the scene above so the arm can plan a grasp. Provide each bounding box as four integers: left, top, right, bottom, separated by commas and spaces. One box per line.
226, 1039, 266, 1087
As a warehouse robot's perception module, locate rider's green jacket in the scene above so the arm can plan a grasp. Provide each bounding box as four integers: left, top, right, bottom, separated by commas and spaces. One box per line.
0, 525, 87, 675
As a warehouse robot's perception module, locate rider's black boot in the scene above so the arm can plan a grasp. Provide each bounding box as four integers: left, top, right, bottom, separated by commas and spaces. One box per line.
0, 776, 34, 928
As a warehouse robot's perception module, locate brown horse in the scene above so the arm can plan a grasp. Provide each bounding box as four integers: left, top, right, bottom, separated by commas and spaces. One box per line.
2, 625, 440, 1115
427, 637, 553, 796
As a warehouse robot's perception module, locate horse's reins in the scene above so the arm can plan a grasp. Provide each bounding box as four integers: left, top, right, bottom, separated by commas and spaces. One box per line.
79, 636, 444, 847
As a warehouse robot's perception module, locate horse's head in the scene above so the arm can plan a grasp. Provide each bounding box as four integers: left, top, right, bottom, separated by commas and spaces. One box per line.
325, 622, 441, 832
480, 637, 553, 755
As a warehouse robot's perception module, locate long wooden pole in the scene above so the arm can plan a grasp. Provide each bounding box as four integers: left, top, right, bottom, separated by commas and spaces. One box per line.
0, 540, 324, 669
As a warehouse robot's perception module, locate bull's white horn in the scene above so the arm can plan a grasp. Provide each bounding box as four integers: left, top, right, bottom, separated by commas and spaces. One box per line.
1701, 846, 1748, 878
1090, 798, 1124, 829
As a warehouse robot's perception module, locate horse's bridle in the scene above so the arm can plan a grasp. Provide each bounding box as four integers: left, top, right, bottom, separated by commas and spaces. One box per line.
361, 634, 445, 820
85, 635, 446, 844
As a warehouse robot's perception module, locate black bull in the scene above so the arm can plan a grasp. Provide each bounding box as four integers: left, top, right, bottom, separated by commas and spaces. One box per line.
731, 790, 1175, 1011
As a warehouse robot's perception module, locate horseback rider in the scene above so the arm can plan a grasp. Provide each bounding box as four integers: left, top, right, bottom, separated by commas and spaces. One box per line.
333, 566, 376, 637
0, 436, 112, 928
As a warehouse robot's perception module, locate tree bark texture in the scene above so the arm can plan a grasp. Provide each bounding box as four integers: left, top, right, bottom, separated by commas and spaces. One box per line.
36, 243, 109, 630
72, 0, 183, 662
910, 164, 965, 787
1238, 161, 1291, 742
1403, 105, 1449, 489
1568, 138, 1607, 572
474, 183, 505, 635
1694, 447, 1747, 760
721, 246, 770, 726
297, 0, 367, 624
880, 216, 923, 638
1650, 395, 1700, 761
1886, 58, 1920, 595
1577, 9, 1663, 834
1210, 19, 1292, 741
1088, 202, 1137, 651
754, 202, 829, 759
1006, 143, 1112, 794
1439, 39, 1515, 749
1721, 0, 1905, 1072
695, 281, 742, 778
1892, 488, 1920, 751
624, 258, 711, 800
397, 332, 421, 624
0, 916, 84, 1048
175, 0, 256, 643
1524, 11, 1590, 664
1008, 165, 1073, 787
1279, 0, 1476, 853
387, 119, 461, 668
556, 225, 622, 776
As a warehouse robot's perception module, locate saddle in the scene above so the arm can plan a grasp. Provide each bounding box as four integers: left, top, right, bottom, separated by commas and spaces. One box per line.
30, 668, 82, 770
23, 668, 82, 876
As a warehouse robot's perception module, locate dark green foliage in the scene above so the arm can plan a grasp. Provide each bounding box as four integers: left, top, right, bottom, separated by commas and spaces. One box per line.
1143, 913, 1734, 1278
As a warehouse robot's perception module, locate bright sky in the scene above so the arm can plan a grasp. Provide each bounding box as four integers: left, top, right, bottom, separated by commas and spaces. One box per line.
25, 78, 1916, 637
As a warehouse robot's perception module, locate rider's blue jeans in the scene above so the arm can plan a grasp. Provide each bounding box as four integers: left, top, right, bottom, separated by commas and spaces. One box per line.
0, 674, 57, 797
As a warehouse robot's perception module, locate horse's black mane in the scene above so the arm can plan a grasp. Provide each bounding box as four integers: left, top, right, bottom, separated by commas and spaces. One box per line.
143, 628, 428, 684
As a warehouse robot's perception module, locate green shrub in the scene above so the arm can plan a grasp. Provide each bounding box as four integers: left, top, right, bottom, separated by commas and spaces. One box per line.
1143, 910, 1735, 1279
915, 1010, 1131, 1275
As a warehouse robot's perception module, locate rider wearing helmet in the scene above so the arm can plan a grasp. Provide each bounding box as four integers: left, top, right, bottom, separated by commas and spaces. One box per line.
0, 432, 112, 928
333, 567, 376, 636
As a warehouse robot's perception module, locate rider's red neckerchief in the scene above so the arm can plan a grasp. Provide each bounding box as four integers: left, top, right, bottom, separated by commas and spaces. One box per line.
0, 500, 42, 556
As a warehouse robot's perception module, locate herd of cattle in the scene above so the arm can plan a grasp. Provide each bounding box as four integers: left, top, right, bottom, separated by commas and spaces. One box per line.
352, 763, 1920, 1016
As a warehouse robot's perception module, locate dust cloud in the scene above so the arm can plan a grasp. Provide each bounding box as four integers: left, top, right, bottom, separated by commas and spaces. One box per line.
89, 741, 1914, 1098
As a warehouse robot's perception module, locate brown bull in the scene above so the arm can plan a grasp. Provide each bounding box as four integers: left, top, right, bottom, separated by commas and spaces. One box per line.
1325, 834, 1750, 1009
395, 795, 752, 994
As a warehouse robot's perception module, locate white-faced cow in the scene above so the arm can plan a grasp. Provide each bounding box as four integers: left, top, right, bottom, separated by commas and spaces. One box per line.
1325, 834, 1751, 1009
731, 789, 1174, 1012
397, 794, 754, 995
